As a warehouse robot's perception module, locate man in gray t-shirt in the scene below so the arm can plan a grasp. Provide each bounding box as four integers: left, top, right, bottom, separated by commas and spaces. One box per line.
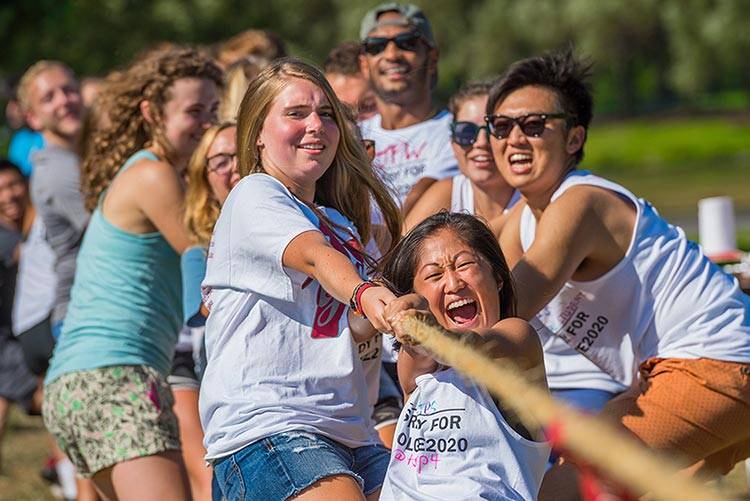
19, 60, 86, 334
30, 147, 88, 329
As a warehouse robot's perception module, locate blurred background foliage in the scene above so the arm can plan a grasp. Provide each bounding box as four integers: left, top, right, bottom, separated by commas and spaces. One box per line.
2, 0, 750, 115
1, 0, 748, 236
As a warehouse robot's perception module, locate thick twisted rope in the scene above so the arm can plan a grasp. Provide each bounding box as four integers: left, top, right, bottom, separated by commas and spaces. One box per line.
398, 315, 727, 501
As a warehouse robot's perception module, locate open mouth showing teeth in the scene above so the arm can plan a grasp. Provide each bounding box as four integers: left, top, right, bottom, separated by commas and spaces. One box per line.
509, 153, 532, 165
300, 144, 324, 150
446, 298, 478, 324
383, 66, 408, 76
471, 155, 491, 162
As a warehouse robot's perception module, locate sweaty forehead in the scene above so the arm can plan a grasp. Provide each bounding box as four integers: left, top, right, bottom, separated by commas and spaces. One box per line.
494, 85, 562, 115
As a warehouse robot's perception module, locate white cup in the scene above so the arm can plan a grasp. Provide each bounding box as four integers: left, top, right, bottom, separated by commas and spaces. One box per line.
698, 196, 737, 257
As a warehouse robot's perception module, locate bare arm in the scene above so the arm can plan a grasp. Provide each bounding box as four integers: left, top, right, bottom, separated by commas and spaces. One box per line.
130, 159, 193, 254
510, 187, 635, 320
283, 230, 395, 332
402, 178, 452, 234
401, 177, 438, 217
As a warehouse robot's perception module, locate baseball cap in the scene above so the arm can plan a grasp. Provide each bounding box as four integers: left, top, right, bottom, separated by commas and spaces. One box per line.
359, 2, 436, 48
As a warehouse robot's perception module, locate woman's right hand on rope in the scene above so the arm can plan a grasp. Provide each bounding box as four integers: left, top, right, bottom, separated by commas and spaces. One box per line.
383, 293, 434, 356
359, 285, 397, 333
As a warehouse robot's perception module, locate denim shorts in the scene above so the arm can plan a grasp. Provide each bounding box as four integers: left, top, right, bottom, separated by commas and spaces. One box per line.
212, 431, 390, 501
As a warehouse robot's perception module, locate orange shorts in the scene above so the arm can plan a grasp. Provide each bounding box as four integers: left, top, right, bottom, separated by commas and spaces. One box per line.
602, 357, 750, 475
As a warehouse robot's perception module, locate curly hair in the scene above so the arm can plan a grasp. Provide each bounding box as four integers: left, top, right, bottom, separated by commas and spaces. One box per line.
81, 46, 223, 211
184, 121, 236, 246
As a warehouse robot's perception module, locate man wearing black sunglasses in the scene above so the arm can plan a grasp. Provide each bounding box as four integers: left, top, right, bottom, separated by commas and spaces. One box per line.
358, 2, 458, 215
493, 50, 750, 501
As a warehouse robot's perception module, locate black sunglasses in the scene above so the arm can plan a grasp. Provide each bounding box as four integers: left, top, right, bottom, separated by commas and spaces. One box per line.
362, 31, 423, 56
451, 121, 490, 147
484, 113, 569, 139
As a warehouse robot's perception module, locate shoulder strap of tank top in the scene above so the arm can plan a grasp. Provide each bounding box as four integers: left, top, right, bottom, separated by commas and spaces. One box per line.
97, 150, 160, 208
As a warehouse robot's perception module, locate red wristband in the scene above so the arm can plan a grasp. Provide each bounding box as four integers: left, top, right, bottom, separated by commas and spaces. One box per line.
350, 281, 376, 317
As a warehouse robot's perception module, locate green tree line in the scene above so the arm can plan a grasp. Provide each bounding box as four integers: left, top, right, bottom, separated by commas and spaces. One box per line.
2, 0, 749, 115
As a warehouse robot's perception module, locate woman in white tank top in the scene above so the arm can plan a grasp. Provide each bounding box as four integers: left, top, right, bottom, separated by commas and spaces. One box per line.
378, 212, 550, 500
404, 82, 518, 236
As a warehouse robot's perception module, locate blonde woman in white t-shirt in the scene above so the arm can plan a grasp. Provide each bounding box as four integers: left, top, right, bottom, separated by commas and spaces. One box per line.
201, 58, 401, 501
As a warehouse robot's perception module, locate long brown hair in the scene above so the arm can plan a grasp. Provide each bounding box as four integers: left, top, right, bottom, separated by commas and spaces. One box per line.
236, 57, 401, 249
184, 121, 236, 246
81, 46, 222, 211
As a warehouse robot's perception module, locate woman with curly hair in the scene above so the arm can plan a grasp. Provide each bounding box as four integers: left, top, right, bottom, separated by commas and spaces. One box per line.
42, 46, 221, 500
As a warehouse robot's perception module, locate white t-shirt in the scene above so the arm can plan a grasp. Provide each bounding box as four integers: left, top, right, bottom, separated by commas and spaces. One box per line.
380, 368, 549, 501
521, 170, 750, 385
13, 216, 55, 334
200, 174, 381, 460
359, 111, 459, 206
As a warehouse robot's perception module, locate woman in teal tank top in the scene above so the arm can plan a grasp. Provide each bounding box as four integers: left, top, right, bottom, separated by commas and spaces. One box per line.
42, 47, 222, 501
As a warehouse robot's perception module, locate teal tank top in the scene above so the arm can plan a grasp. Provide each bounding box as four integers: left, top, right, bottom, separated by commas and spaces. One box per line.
46, 150, 182, 383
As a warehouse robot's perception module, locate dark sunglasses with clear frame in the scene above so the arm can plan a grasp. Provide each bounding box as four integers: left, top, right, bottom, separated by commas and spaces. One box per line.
206, 152, 237, 174
450, 121, 491, 147
362, 31, 423, 56
484, 113, 569, 139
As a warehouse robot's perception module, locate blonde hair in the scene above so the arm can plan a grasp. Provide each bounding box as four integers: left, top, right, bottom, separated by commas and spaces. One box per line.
81, 46, 223, 211
218, 58, 266, 122
17, 60, 76, 111
184, 121, 236, 246
237, 57, 401, 250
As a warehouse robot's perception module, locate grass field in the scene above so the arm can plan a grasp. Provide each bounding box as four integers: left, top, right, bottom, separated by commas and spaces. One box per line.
585, 116, 750, 251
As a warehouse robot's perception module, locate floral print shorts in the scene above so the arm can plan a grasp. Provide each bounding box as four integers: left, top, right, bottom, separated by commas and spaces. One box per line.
43, 365, 181, 477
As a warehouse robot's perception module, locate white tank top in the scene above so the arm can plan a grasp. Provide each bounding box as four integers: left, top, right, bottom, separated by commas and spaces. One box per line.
450, 173, 521, 215
380, 368, 549, 501
520, 170, 750, 385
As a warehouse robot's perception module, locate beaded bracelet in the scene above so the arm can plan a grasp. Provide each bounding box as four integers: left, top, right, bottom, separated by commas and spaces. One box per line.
349, 281, 377, 317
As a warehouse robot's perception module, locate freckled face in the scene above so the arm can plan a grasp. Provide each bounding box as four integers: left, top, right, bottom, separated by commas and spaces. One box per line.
413, 229, 501, 332
257, 78, 340, 191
